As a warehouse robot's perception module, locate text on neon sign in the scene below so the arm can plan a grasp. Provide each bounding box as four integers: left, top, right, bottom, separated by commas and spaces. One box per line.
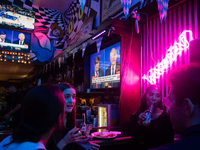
142, 30, 193, 84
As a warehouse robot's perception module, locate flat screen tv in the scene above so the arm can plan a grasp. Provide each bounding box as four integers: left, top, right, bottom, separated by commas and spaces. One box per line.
0, 28, 31, 52
0, 4, 35, 31
90, 42, 120, 89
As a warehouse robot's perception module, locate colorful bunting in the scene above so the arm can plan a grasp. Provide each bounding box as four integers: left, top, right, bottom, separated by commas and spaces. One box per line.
82, 42, 87, 57
73, 48, 76, 61
78, 0, 86, 11
96, 36, 103, 53
58, 57, 62, 68
120, 0, 132, 19
157, 0, 169, 23
140, 0, 144, 9
63, 53, 67, 62
132, 11, 140, 34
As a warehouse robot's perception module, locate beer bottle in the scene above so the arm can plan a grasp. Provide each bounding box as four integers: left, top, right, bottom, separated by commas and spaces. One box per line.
143, 103, 154, 126
81, 113, 86, 136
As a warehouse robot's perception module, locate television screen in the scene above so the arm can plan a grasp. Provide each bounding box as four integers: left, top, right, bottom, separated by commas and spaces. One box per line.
90, 42, 120, 89
0, 28, 31, 52
0, 4, 35, 31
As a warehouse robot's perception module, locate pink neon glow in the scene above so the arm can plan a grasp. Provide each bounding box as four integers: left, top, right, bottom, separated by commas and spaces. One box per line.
142, 30, 193, 84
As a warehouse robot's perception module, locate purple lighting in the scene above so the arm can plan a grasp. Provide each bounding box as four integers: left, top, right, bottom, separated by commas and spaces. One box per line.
92, 30, 106, 40
142, 30, 193, 84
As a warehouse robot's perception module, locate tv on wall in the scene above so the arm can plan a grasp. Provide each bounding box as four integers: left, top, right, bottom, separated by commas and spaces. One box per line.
0, 28, 31, 52
0, 4, 35, 31
90, 42, 121, 89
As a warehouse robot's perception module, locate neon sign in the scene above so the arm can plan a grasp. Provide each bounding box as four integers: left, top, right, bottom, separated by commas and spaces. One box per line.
142, 30, 193, 84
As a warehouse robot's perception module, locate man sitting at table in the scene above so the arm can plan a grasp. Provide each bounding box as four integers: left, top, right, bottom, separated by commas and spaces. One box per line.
150, 62, 200, 150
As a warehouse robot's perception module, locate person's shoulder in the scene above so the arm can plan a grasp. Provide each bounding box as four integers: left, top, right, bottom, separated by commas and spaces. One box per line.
5, 38, 11, 42
24, 40, 29, 44
149, 138, 196, 150
91, 70, 95, 76
116, 62, 120, 65
106, 65, 111, 71
17, 141, 46, 150
13, 40, 18, 44
99, 68, 104, 72
0, 135, 12, 148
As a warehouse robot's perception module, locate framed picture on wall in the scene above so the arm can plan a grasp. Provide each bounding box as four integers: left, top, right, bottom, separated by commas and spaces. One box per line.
79, 17, 94, 39
101, 0, 122, 23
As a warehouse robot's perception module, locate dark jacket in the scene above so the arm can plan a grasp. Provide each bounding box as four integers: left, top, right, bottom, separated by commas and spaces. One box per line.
130, 111, 174, 150
149, 124, 200, 150
13, 40, 29, 45
91, 68, 104, 89
105, 62, 120, 76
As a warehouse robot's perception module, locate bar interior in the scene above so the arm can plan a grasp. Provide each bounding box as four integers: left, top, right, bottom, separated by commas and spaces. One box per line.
0, 0, 200, 149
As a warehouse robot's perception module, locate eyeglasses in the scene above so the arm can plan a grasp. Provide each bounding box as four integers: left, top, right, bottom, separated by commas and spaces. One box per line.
163, 97, 172, 109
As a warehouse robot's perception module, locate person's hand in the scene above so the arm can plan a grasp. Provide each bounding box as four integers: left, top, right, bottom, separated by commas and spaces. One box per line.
78, 137, 100, 150
138, 111, 148, 125
63, 127, 82, 145
57, 127, 82, 150
3, 113, 11, 120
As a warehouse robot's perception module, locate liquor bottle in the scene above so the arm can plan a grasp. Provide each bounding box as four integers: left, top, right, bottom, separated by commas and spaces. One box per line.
143, 103, 154, 126
81, 113, 86, 136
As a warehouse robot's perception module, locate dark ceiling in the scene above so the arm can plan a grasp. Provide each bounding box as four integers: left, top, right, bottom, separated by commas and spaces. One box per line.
0, 62, 36, 83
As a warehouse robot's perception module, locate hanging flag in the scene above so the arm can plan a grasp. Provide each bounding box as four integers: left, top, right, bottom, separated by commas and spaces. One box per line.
82, 42, 87, 57
157, 0, 169, 23
140, 0, 144, 9
63, 53, 67, 62
58, 57, 62, 68
73, 48, 76, 61
78, 0, 86, 11
120, 0, 132, 19
96, 36, 103, 53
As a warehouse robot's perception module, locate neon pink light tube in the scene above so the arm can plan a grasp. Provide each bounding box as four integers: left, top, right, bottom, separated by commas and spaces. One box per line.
142, 30, 193, 84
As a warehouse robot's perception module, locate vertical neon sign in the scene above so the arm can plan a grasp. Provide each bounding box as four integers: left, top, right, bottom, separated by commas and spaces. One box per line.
142, 30, 193, 84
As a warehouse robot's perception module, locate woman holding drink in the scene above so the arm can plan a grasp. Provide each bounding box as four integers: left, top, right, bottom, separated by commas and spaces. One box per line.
130, 85, 174, 150
46, 82, 99, 150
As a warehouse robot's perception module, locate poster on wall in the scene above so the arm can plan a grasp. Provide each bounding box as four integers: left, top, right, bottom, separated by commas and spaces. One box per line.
101, 0, 122, 23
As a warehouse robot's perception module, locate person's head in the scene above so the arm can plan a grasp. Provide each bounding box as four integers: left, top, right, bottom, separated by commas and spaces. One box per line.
94, 56, 100, 71
138, 84, 162, 113
11, 83, 65, 143
18, 33, 25, 42
57, 82, 76, 113
57, 82, 76, 129
50, 22, 64, 38
110, 48, 117, 66
52, 28, 61, 37
168, 62, 200, 134
7, 85, 17, 94
0, 30, 6, 40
